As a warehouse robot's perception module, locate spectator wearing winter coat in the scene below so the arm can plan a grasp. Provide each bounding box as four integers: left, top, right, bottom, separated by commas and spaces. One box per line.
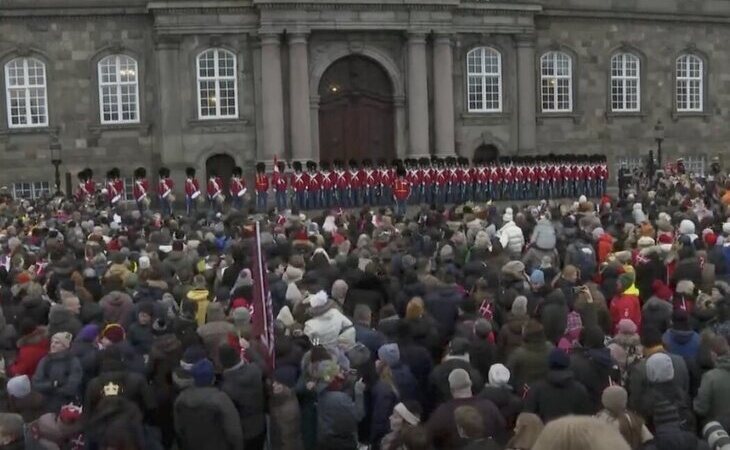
628, 327, 690, 413
127, 302, 155, 355
8, 319, 48, 377
70, 324, 101, 387
99, 289, 134, 328
569, 327, 620, 413
353, 304, 386, 357
507, 320, 552, 395
663, 310, 701, 360
423, 273, 464, 341
148, 333, 183, 448
523, 218, 559, 273
610, 271, 642, 333
524, 348, 593, 422
371, 343, 420, 448
303, 291, 355, 350
498, 209, 525, 257
636, 353, 695, 432
564, 232, 598, 282
269, 371, 304, 450
344, 274, 387, 322
469, 319, 497, 381
480, 364, 522, 428
186, 275, 211, 327
380, 401, 421, 450
497, 298, 528, 361
642, 280, 674, 333
430, 338, 484, 404
6, 375, 44, 422
505, 412, 543, 450
455, 405, 503, 450
607, 319, 643, 381
537, 287, 569, 345
174, 358, 243, 450
219, 344, 267, 450
315, 362, 366, 450
531, 416, 631, 450
197, 302, 236, 373
32, 332, 83, 413
595, 385, 653, 449
427, 368, 506, 450
694, 338, 730, 426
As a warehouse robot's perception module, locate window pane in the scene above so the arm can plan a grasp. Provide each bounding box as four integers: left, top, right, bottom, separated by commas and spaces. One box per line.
197, 49, 237, 118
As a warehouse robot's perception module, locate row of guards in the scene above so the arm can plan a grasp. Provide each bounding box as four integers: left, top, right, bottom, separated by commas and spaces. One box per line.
74, 154, 609, 216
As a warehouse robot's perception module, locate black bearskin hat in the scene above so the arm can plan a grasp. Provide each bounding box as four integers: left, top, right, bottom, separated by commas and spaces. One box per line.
292, 161, 302, 172
396, 166, 407, 178
185, 167, 196, 177
256, 162, 265, 172
134, 167, 146, 179
158, 167, 169, 177
348, 159, 358, 169
232, 166, 243, 176
306, 160, 317, 170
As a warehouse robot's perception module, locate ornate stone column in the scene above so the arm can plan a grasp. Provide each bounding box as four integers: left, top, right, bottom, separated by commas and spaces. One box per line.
155, 35, 184, 165
515, 33, 537, 153
407, 32, 429, 156
288, 32, 312, 161
260, 32, 285, 161
433, 33, 455, 156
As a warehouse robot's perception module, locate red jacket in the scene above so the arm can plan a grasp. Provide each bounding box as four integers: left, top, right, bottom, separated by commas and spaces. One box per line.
255, 174, 269, 192
207, 177, 223, 199
610, 287, 642, 333
158, 178, 174, 198
9, 328, 49, 377
133, 178, 148, 202
272, 171, 287, 192
230, 177, 246, 197
185, 178, 201, 198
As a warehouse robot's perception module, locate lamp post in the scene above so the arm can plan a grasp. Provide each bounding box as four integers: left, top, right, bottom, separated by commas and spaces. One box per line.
653, 120, 665, 168
50, 143, 62, 197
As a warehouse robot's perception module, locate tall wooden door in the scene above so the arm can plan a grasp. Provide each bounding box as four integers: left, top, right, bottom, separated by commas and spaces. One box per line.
318, 56, 395, 163
206, 154, 235, 194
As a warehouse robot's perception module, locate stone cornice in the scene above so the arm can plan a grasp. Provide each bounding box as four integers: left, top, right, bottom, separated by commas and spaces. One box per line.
541, 7, 730, 24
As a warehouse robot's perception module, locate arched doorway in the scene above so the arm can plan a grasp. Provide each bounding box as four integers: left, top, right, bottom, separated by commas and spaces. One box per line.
318, 55, 395, 163
205, 153, 236, 194
473, 144, 500, 164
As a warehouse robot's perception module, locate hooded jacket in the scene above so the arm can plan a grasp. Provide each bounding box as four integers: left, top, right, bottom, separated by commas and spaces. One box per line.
662, 329, 700, 360
99, 290, 135, 328
523, 368, 593, 422
32, 350, 83, 412
174, 386, 244, 450
498, 221, 525, 256
694, 354, 730, 422
220, 361, 266, 440
47, 304, 82, 338
569, 347, 620, 412
9, 327, 49, 377
269, 385, 304, 450
303, 301, 355, 349
610, 284, 642, 333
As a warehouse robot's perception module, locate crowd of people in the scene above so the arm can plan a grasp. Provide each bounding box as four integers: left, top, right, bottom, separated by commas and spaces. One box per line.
0, 156, 728, 450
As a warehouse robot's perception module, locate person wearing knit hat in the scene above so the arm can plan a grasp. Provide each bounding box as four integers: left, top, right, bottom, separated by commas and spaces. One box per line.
99, 323, 126, 348
529, 270, 545, 288
6, 375, 31, 399
190, 358, 215, 387
646, 353, 674, 383
377, 343, 400, 368
637, 236, 655, 249
639, 221, 655, 238
50, 332, 72, 353
511, 296, 528, 317
487, 363, 510, 388
532, 416, 631, 450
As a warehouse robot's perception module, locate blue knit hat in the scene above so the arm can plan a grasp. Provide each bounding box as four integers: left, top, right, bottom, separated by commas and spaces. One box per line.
548, 348, 570, 370
190, 358, 215, 387
530, 269, 545, 287
377, 343, 400, 367
180, 345, 207, 371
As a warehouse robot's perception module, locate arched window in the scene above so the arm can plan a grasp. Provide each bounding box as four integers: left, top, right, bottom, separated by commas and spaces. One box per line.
610, 53, 640, 112
466, 47, 502, 113
540, 51, 572, 112
98, 55, 139, 124
4, 57, 48, 128
676, 54, 703, 112
197, 48, 237, 119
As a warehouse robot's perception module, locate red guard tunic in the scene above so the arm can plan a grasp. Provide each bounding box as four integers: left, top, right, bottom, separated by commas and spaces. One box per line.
394, 178, 411, 200
336, 170, 349, 190
291, 172, 308, 193
207, 177, 223, 200
185, 178, 201, 199
380, 168, 394, 190
158, 178, 174, 198
255, 173, 269, 193
348, 169, 361, 190
107, 180, 121, 204
307, 171, 320, 193
134, 178, 149, 203
230, 176, 246, 198
272, 171, 286, 192
321, 171, 334, 190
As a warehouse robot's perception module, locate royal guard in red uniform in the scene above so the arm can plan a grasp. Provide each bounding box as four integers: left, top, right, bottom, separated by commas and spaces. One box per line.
229, 166, 246, 210
207, 170, 224, 212
434, 158, 447, 205
184, 167, 201, 216
291, 161, 307, 210
597, 155, 608, 196
377, 158, 391, 206
133, 167, 149, 212
455, 157, 468, 203
104, 168, 122, 208
348, 159, 361, 207
157, 167, 174, 216
477, 160, 489, 202
76, 169, 92, 203
333, 159, 349, 208
255, 162, 269, 212
305, 161, 320, 210
272, 160, 287, 211
320, 161, 335, 208
417, 157, 431, 204
393, 165, 411, 216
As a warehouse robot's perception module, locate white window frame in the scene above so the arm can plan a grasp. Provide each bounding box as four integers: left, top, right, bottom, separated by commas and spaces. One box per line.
12, 180, 49, 200
123, 177, 135, 201
4, 57, 49, 128
610, 53, 641, 112
98, 54, 140, 124
676, 54, 703, 112
540, 51, 572, 113
196, 48, 238, 119
466, 47, 502, 113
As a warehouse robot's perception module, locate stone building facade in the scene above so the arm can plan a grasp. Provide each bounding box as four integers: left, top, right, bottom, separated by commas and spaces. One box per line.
0, 0, 727, 197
